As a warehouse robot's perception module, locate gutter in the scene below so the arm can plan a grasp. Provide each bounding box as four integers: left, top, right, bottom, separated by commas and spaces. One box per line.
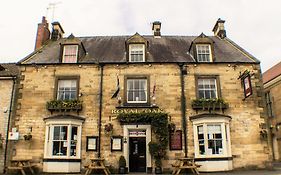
3, 77, 16, 174
179, 64, 188, 157
98, 64, 104, 158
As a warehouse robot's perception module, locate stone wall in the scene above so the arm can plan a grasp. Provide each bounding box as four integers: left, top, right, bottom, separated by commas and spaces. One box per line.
12, 63, 270, 172
0, 79, 14, 173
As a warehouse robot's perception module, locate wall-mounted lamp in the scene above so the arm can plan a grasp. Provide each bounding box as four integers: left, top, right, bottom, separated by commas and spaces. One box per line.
123, 137, 127, 143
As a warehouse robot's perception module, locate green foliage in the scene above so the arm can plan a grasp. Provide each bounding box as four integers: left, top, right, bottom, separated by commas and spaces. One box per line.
119, 155, 126, 167
46, 99, 82, 111
0, 133, 3, 149
191, 98, 228, 110
117, 112, 169, 167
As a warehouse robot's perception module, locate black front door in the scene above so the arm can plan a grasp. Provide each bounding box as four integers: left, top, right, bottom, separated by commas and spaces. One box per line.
129, 137, 146, 172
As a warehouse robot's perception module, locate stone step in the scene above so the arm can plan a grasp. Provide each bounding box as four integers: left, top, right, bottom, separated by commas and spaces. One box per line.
273, 162, 281, 170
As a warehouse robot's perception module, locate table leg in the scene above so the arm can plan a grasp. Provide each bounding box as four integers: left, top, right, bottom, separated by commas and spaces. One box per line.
20, 169, 26, 175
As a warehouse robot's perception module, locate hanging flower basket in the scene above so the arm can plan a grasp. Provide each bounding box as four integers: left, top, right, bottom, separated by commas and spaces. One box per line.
46, 99, 82, 112
191, 98, 228, 111
23, 134, 32, 141
104, 123, 113, 135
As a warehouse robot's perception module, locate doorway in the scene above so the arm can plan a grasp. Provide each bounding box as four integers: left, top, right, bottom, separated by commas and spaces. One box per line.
129, 137, 146, 172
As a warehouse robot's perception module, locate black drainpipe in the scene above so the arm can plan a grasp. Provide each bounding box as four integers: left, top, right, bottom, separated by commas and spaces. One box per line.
3, 77, 16, 174
179, 64, 188, 157
98, 64, 104, 158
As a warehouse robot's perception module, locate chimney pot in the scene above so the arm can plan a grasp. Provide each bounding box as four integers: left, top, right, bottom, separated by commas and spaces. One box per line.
51, 22, 65, 40
152, 21, 161, 38
212, 18, 226, 39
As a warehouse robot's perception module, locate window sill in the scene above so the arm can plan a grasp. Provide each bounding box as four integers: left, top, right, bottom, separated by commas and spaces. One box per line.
43, 158, 81, 162
194, 156, 233, 161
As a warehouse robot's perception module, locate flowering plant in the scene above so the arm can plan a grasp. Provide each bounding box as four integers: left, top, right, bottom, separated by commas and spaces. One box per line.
104, 123, 113, 135
23, 133, 32, 141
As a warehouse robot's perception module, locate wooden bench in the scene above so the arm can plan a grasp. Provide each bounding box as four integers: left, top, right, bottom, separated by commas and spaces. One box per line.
172, 157, 200, 175
7, 158, 36, 175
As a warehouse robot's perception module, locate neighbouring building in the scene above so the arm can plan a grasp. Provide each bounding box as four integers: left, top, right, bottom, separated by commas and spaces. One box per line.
263, 61, 281, 161
9, 17, 271, 173
0, 63, 18, 173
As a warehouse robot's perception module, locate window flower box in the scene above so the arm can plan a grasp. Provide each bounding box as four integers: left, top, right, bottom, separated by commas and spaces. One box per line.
191, 98, 228, 111
46, 99, 82, 112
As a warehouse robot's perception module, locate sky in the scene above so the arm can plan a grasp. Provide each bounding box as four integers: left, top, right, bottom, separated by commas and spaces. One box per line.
0, 0, 280, 72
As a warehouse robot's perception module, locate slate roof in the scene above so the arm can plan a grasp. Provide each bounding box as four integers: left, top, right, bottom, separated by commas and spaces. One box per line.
20, 35, 259, 64
0, 63, 19, 77
263, 61, 281, 84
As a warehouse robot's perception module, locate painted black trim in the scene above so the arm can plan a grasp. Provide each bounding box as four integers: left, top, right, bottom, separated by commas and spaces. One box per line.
195, 157, 233, 161
43, 158, 81, 162
116, 105, 159, 109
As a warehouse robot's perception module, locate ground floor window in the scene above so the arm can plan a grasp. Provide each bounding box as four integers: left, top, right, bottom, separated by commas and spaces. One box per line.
44, 116, 83, 159
191, 114, 232, 158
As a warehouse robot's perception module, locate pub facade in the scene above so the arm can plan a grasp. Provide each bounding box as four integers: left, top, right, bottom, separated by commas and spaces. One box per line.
8, 17, 271, 173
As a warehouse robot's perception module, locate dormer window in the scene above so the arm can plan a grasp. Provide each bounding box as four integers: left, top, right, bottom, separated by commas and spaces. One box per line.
62, 45, 78, 63
129, 44, 145, 62
196, 44, 212, 62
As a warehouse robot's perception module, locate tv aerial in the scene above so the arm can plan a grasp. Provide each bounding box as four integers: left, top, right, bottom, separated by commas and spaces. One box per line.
46, 2, 62, 22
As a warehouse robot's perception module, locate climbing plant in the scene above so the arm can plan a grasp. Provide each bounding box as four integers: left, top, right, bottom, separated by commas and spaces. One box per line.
117, 112, 169, 166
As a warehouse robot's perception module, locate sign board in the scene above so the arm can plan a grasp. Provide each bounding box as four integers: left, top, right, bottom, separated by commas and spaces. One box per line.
169, 130, 182, 150
8, 132, 19, 140
243, 74, 252, 98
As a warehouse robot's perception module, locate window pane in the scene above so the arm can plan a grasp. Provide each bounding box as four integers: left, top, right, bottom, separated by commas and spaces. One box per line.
127, 79, 147, 103
198, 78, 217, 99
207, 125, 223, 155
63, 45, 78, 63
57, 80, 77, 100
197, 45, 211, 62
130, 44, 144, 62
197, 125, 205, 155
70, 126, 78, 156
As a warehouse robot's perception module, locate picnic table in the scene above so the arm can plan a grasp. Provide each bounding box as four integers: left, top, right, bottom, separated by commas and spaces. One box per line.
7, 158, 35, 175
84, 158, 111, 175
172, 157, 201, 175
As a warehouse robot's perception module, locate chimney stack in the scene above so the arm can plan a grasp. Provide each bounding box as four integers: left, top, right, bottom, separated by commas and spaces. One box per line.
34, 16, 50, 50
152, 21, 161, 38
51, 22, 65, 40
212, 18, 226, 39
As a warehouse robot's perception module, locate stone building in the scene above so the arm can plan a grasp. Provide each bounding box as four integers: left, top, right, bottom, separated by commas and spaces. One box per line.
9, 17, 271, 173
263, 61, 281, 161
0, 63, 18, 173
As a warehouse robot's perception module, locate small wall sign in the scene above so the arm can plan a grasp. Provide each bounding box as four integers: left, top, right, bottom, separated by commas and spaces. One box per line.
169, 130, 182, 150
111, 136, 123, 151
86, 136, 98, 151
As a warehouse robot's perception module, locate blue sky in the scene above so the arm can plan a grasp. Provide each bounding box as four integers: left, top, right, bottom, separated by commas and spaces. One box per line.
0, 0, 280, 72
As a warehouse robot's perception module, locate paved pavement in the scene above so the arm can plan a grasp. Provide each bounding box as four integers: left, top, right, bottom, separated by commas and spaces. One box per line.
199, 169, 281, 175
2, 169, 281, 175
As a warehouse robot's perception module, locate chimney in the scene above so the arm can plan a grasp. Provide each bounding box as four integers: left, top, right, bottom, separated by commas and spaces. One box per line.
34, 16, 50, 50
212, 18, 226, 39
51, 22, 65, 40
152, 21, 161, 38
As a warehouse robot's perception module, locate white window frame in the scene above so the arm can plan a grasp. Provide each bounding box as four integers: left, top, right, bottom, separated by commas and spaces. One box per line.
198, 78, 218, 99
44, 119, 82, 159
129, 44, 145, 62
192, 117, 232, 159
196, 44, 212, 62
57, 79, 77, 100
62, 45, 78, 63
126, 78, 147, 103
